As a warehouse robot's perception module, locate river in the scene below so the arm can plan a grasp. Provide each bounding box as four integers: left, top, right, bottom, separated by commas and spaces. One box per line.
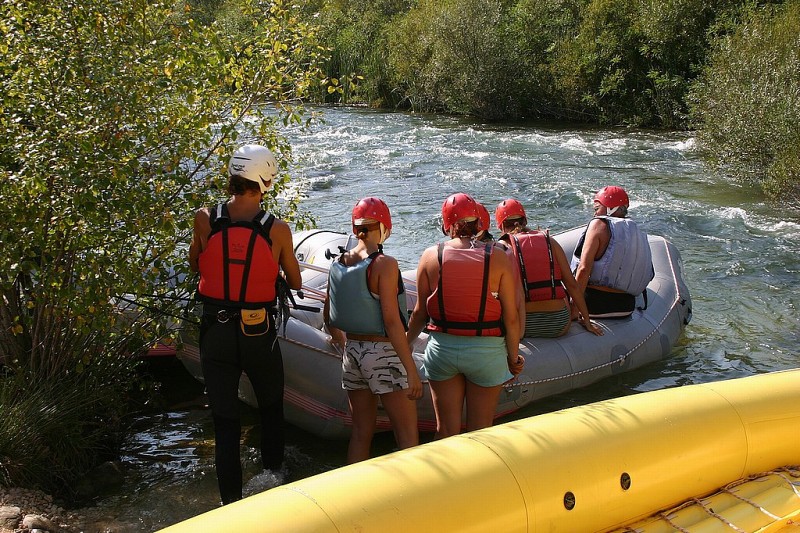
78, 106, 800, 531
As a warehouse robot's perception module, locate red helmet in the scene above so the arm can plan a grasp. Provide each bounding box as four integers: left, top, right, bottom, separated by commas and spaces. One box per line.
352, 197, 392, 231
476, 202, 490, 232
441, 193, 479, 233
495, 198, 526, 230
594, 186, 629, 209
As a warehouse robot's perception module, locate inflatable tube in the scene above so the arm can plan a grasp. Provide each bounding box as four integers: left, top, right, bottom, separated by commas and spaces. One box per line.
159, 369, 800, 532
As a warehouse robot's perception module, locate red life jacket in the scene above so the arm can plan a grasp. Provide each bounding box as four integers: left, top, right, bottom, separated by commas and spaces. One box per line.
197, 203, 278, 307
426, 242, 504, 337
508, 230, 566, 302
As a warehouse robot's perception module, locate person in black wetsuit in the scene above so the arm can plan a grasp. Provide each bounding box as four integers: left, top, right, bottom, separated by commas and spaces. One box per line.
189, 144, 302, 505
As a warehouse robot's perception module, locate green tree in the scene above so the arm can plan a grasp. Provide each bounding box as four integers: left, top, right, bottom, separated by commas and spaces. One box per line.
690, 0, 800, 203
546, 0, 742, 126
386, 0, 519, 118
506, 0, 586, 119
0, 0, 324, 493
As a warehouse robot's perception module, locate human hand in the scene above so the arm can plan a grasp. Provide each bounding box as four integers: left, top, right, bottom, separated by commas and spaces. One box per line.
584, 320, 604, 336
507, 354, 524, 376
406, 372, 424, 400
328, 329, 346, 353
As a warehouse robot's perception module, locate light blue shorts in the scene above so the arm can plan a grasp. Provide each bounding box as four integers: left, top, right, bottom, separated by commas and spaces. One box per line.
423, 332, 512, 387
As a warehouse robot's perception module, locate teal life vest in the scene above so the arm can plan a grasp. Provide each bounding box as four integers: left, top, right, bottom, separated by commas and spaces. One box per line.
327, 251, 408, 336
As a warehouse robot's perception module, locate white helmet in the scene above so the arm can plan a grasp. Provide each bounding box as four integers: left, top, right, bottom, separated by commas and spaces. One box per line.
228, 144, 278, 194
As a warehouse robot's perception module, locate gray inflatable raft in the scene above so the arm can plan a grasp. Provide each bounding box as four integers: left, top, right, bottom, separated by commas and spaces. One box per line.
178, 227, 692, 439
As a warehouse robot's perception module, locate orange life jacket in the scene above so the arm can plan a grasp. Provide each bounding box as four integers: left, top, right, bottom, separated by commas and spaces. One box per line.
508, 230, 567, 302
197, 203, 278, 308
426, 242, 504, 337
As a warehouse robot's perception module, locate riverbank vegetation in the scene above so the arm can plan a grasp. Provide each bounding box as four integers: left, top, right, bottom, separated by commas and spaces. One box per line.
304, 0, 799, 203
0, 0, 324, 497
0, 0, 796, 502
689, 1, 800, 203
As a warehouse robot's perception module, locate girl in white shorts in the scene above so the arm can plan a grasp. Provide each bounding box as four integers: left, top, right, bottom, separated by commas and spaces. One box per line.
324, 198, 423, 463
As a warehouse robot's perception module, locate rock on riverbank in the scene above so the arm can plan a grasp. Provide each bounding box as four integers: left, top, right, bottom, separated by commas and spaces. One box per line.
0, 487, 85, 533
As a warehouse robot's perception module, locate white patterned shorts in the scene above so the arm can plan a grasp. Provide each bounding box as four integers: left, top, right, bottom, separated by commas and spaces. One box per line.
341, 340, 409, 394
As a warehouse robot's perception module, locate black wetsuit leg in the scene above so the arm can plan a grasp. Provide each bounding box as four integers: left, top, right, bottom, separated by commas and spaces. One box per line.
200, 315, 245, 504
240, 325, 285, 471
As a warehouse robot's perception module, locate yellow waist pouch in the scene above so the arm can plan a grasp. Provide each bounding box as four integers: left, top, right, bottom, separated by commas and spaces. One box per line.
240, 308, 269, 336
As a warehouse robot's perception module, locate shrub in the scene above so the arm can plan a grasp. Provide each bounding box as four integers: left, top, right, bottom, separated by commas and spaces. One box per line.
385, 0, 520, 119
551, 0, 731, 126
689, 0, 800, 203
0, 0, 324, 490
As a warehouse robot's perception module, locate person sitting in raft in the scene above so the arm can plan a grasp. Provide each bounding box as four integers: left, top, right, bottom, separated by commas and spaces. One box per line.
475, 202, 495, 243
570, 186, 654, 318
324, 197, 423, 463
406, 192, 523, 439
495, 198, 603, 338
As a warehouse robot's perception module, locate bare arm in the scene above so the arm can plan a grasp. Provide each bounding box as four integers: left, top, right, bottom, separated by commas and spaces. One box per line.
573, 219, 609, 294
406, 246, 436, 346
555, 241, 603, 336
494, 250, 523, 375
188, 208, 211, 273
271, 219, 302, 289
375, 255, 422, 400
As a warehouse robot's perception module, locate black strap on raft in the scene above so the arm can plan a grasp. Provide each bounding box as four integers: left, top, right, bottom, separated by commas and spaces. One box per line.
431, 242, 502, 335
637, 289, 649, 311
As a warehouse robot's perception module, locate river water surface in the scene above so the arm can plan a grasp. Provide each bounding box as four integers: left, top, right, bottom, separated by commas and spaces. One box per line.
80, 107, 800, 531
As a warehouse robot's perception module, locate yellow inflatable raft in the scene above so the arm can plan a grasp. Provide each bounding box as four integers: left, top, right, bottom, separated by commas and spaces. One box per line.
159, 370, 800, 532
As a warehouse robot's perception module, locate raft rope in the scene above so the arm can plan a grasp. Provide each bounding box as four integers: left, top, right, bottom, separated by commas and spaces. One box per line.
640, 468, 800, 532
690, 497, 748, 533
656, 511, 692, 533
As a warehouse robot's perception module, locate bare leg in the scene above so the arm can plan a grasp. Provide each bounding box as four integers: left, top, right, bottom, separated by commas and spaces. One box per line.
380, 389, 419, 450
347, 389, 378, 464
464, 381, 503, 432
428, 375, 466, 439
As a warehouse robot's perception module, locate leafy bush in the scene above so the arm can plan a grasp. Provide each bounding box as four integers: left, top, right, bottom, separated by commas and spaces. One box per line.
505, 0, 586, 119
690, 0, 800, 203
0, 0, 324, 490
385, 0, 520, 118
311, 0, 749, 126
306, 0, 411, 105
550, 0, 731, 126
